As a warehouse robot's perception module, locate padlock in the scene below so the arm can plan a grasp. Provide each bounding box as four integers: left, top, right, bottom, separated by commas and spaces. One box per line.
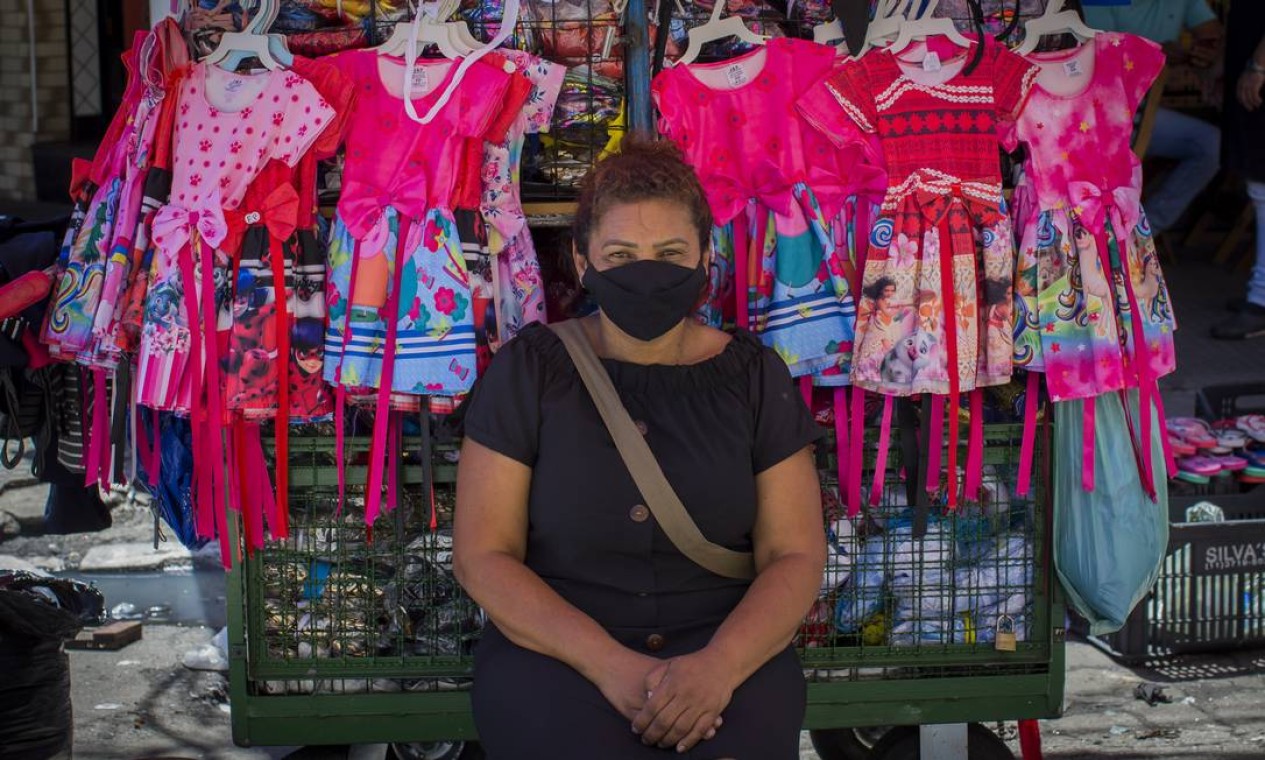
995, 614, 1017, 652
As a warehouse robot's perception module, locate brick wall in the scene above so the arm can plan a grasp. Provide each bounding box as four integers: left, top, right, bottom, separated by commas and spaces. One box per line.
0, 0, 72, 202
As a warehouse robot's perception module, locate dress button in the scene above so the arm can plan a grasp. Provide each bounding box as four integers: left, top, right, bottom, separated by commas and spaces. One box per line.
629, 504, 650, 523
634, 419, 649, 436
645, 633, 666, 652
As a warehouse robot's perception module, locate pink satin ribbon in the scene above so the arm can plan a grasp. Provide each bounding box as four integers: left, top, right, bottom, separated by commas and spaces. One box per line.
964, 389, 985, 502
927, 395, 944, 494
869, 395, 895, 507
847, 387, 865, 518
1016, 371, 1040, 497
833, 388, 849, 508
733, 206, 751, 331
1082, 397, 1096, 492
83, 368, 110, 490
364, 216, 414, 528
1116, 241, 1160, 501
386, 411, 400, 516
334, 234, 366, 517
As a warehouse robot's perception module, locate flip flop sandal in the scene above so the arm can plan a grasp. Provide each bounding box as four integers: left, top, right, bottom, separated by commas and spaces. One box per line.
1168, 417, 1217, 449
1168, 436, 1197, 457
1238, 473, 1265, 485
1208, 445, 1233, 456
1210, 455, 1249, 472
1175, 470, 1210, 485
1214, 429, 1249, 449
1237, 415, 1265, 444
1243, 464, 1265, 479
1178, 456, 1223, 476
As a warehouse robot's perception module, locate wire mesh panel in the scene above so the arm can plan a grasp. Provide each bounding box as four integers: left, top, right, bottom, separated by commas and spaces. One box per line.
801, 420, 1054, 680
231, 415, 1060, 742
242, 431, 476, 697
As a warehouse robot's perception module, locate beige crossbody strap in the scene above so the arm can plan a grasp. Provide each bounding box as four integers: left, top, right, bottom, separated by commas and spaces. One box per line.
551, 320, 757, 581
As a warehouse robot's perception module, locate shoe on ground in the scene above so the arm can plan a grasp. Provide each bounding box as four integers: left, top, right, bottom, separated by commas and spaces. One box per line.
1211, 304, 1265, 339
1226, 296, 1246, 313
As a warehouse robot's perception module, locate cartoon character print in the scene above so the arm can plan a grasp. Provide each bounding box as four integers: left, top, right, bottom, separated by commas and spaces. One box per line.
879, 331, 939, 386
983, 277, 1014, 378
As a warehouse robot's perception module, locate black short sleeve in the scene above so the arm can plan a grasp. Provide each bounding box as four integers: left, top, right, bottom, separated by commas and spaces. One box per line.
461, 332, 545, 467
750, 348, 824, 474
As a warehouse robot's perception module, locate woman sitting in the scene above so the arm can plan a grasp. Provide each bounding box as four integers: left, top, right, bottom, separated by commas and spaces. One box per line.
454, 137, 826, 759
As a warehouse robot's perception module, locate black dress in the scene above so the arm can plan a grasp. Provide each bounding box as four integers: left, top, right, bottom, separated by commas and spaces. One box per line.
1223, 3, 1265, 182
462, 323, 822, 760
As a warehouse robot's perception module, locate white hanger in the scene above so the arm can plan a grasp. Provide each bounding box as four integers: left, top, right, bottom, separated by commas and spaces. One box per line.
402, 0, 522, 125
203, 0, 290, 71
378, 0, 479, 58
676, 0, 769, 66
1015, 0, 1098, 56
888, 0, 972, 54
861, 0, 907, 54
812, 19, 845, 48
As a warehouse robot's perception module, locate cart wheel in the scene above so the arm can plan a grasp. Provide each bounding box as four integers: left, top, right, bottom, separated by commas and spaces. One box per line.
808, 726, 894, 760
390, 741, 485, 760
866, 724, 1015, 760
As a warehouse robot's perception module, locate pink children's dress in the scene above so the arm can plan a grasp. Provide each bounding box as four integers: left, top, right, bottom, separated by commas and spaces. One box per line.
138, 62, 333, 413
799, 37, 1037, 512
479, 50, 566, 344
800, 37, 1038, 398
1003, 32, 1176, 499
44, 36, 154, 364
322, 50, 522, 400
653, 37, 858, 382
322, 50, 525, 526
1004, 32, 1175, 402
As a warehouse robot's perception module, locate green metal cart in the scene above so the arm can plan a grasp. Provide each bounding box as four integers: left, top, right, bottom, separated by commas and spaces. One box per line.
226, 419, 1064, 757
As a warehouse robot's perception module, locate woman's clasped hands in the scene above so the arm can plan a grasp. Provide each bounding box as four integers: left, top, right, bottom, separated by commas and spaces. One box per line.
631, 649, 738, 754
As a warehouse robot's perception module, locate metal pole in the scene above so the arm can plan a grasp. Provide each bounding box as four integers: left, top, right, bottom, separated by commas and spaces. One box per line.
623, 0, 652, 136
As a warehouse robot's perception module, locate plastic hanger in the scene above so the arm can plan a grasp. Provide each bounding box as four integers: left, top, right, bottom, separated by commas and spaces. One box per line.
861, 0, 908, 54
676, 0, 769, 66
812, 18, 846, 49
402, 0, 522, 125
204, 0, 292, 71
888, 0, 972, 54
1015, 0, 1098, 56
378, 0, 479, 58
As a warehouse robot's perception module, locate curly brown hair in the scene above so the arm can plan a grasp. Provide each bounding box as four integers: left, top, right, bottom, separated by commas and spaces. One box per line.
572, 135, 713, 258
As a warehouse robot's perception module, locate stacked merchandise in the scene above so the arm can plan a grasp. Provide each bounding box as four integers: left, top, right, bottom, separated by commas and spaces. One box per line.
31, 4, 592, 569
654, 1, 1178, 635
28, 0, 1177, 644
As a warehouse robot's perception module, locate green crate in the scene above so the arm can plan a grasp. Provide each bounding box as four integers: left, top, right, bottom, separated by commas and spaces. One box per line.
227, 421, 1063, 747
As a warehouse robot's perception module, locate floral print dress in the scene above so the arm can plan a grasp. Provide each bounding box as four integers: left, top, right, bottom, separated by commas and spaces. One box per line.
480, 50, 566, 345
322, 51, 524, 400
800, 37, 1038, 398
1002, 32, 1176, 498
653, 37, 858, 381
1003, 33, 1175, 402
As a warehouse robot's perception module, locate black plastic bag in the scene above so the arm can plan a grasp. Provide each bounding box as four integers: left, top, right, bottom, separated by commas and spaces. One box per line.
0, 570, 105, 759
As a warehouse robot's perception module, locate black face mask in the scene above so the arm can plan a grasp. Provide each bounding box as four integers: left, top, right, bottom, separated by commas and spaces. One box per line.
581, 259, 708, 341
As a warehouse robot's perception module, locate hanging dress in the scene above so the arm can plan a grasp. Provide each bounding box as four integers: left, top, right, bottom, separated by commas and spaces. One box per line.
321, 49, 526, 525
137, 62, 334, 554
43, 38, 151, 362
1002, 33, 1175, 498
479, 50, 566, 344
799, 37, 1038, 512
652, 37, 858, 381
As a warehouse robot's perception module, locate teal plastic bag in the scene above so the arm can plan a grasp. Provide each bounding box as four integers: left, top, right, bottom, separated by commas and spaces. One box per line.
1054, 390, 1168, 635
